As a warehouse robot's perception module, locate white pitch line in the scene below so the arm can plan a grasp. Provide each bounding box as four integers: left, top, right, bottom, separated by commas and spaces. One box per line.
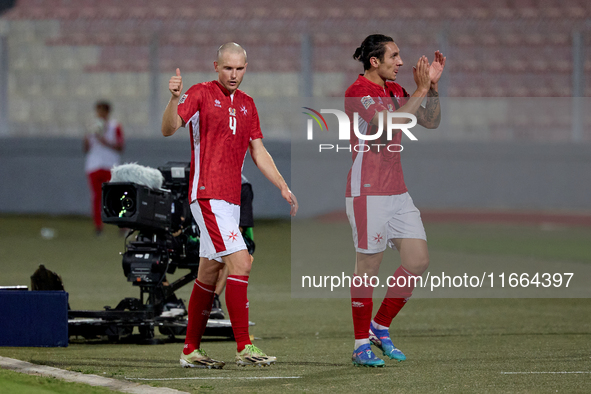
126, 376, 301, 381
501, 372, 591, 375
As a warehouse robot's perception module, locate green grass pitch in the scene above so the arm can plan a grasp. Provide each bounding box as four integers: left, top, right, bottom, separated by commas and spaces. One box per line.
0, 215, 590, 393
0, 368, 124, 394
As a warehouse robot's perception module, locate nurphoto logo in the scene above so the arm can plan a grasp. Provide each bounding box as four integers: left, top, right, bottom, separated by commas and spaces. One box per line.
302, 107, 418, 153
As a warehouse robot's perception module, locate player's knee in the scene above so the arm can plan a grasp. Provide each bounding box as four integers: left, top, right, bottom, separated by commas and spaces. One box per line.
198, 268, 221, 286
416, 255, 430, 274
241, 258, 252, 274
234, 262, 251, 276
231, 255, 252, 276
405, 254, 429, 276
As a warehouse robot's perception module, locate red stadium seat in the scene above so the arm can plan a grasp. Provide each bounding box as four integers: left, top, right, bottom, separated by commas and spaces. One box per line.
493, 8, 516, 19
3, 0, 589, 141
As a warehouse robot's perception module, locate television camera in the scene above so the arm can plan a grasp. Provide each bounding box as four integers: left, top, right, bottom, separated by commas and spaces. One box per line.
68, 162, 233, 343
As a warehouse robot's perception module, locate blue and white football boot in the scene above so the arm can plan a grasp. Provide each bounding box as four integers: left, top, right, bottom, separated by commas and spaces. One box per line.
351, 343, 385, 367
369, 325, 407, 361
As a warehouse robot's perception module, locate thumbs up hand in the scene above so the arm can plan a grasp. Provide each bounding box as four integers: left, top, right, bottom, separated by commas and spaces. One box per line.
169, 68, 183, 98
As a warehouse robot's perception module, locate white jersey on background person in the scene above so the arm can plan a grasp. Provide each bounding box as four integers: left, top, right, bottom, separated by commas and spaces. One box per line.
84, 119, 124, 173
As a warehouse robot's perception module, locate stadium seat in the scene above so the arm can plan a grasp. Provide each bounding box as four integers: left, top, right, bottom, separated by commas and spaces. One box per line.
2, 0, 587, 140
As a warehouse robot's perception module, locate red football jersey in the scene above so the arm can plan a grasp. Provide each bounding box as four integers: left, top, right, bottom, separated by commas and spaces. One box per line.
344, 75, 410, 197
177, 81, 263, 205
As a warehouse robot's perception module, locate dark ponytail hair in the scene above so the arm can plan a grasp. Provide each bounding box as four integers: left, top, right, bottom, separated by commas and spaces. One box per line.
353, 34, 394, 70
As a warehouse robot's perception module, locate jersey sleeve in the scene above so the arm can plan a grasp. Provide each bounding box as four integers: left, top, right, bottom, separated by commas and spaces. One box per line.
249, 102, 263, 140
345, 85, 388, 124
177, 85, 203, 124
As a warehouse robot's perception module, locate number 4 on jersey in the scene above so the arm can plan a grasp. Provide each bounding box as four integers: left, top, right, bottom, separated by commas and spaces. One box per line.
229, 116, 237, 134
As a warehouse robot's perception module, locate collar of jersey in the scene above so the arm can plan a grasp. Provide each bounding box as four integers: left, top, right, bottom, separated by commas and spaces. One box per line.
357, 74, 394, 93
214, 80, 236, 97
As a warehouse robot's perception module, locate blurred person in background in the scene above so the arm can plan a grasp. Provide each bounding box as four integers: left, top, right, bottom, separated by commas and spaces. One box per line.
83, 101, 125, 236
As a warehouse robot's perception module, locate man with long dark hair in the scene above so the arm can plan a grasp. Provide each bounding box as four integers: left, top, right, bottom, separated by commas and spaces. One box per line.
345, 34, 445, 367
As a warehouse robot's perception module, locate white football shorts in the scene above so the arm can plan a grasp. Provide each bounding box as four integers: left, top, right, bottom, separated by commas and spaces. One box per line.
345, 192, 427, 254
190, 199, 247, 262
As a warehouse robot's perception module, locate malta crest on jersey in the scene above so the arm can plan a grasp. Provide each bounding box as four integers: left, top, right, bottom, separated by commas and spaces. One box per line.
240, 105, 248, 115
361, 95, 375, 109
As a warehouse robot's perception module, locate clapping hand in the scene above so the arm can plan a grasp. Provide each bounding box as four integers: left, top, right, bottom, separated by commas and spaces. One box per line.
413, 56, 431, 91
428, 50, 446, 87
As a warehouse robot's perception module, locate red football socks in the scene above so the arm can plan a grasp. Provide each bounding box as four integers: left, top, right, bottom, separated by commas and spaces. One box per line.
226, 275, 252, 352
350, 274, 375, 340
373, 265, 416, 327
183, 279, 216, 355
